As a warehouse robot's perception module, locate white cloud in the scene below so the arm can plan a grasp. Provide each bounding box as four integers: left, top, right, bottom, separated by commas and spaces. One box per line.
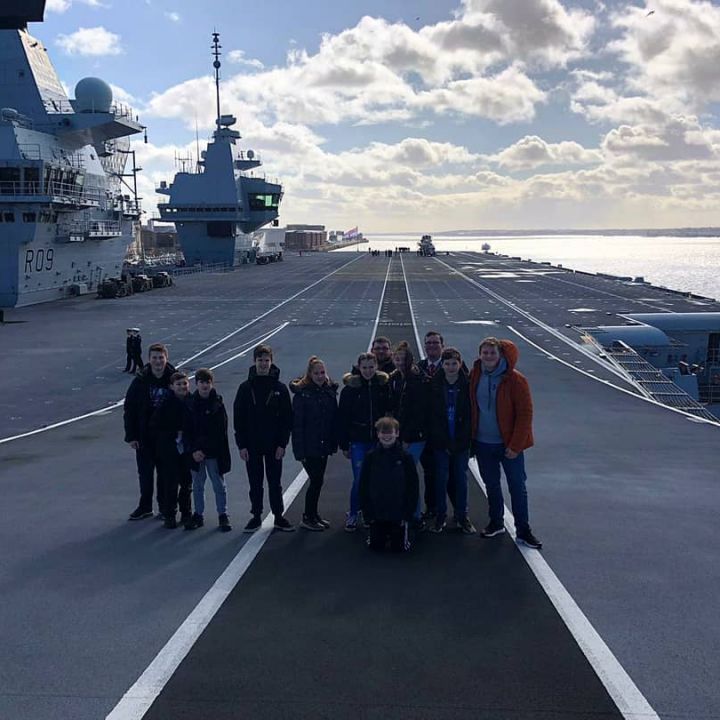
227, 50, 264, 70
109, 83, 136, 106
602, 116, 719, 163
144, 10, 552, 129
164, 11, 181, 23
458, 0, 596, 66
490, 135, 603, 170
47, 0, 107, 10
46, 0, 71, 11
417, 66, 547, 124
56, 26, 123, 56
609, 0, 720, 111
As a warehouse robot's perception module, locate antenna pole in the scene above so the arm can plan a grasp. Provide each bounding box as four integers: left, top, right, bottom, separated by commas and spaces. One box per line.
195, 112, 200, 172
212, 32, 222, 127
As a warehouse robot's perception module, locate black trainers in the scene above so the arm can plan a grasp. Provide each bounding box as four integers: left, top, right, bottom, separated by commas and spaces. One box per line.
273, 516, 295, 532
300, 515, 324, 531
243, 515, 262, 533
457, 516, 477, 535
128, 507, 153, 521
181, 513, 194, 530
481, 522, 506, 538
429, 515, 446, 534
517, 529, 543, 549
421, 509, 436, 522
316, 516, 330, 529
163, 514, 178, 529
218, 513, 232, 532
190, 513, 204, 528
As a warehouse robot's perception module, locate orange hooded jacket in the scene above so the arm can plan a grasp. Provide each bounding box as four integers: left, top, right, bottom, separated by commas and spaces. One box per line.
469, 339, 534, 453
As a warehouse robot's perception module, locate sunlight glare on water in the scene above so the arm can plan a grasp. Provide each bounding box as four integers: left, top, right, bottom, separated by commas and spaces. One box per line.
337, 234, 720, 300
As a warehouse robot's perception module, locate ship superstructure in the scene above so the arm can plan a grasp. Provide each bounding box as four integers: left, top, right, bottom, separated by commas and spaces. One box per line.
156, 33, 283, 266
0, 0, 144, 310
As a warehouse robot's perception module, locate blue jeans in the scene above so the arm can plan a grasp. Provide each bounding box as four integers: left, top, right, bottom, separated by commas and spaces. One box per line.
405, 441, 425, 518
349, 442, 374, 516
474, 442, 529, 533
191, 458, 228, 515
434, 449, 469, 518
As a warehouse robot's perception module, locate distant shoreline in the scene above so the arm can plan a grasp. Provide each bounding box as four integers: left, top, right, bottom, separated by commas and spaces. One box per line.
367, 228, 720, 238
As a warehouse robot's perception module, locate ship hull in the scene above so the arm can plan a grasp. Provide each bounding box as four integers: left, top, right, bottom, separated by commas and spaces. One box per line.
0, 222, 131, 308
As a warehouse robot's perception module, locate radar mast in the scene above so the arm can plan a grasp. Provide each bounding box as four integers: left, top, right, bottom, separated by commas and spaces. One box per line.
212, 32, 222, 128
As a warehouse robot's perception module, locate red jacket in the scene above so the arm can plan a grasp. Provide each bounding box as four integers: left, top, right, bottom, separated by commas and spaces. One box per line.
469, 340, 534, 453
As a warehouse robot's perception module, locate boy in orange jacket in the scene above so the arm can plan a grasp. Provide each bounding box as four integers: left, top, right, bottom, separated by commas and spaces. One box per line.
469, 338, 542, 549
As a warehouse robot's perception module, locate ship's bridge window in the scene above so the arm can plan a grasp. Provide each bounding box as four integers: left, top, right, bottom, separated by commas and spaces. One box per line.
0, 167, 21, 193
4, 212, 15, 222
24, 167, 40, 194
248, 193, 280, 211
22, 212, 37, 223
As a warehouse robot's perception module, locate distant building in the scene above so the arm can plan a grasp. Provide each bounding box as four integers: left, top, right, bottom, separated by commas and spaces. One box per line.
131, 220, 179, 257
284, 224, 327, 250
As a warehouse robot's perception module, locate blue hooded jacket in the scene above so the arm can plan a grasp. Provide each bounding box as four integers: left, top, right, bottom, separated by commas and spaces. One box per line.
476, 356, 508, 443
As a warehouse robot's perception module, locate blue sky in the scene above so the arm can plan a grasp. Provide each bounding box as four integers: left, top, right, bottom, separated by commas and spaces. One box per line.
36, 0, 720, 231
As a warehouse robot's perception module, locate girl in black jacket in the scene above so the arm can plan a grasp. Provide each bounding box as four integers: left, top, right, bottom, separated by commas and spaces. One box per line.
290, 357, 338, 532
388, 341, 428, 463
338, 352, 391, 531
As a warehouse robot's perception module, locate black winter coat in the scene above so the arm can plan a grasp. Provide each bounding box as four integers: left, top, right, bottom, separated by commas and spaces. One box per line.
359, 443, 419, 523
388, 368, 427, 443
427, 370, 472, 454
148, 392, 192, 463
123, 362, 177, 442
233, 365, 293, 453
337, 371, 391, 450
186, 389, 232, 475
289, 379, 339, 460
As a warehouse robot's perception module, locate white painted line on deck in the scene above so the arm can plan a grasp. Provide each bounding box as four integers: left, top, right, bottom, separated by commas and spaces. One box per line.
178, 254, 363, 367
369, 256, 393, 352
453, 250, 674, 314
400, 256, 661, 719
467, 459, 661, 720
104, 469, 308, 720
0, 253, 364, 446
106, 255, 394, 719
507, 324, 720, 428
433, 255, 635, 386
0, 324, 290, 446
399, 252, 425, 358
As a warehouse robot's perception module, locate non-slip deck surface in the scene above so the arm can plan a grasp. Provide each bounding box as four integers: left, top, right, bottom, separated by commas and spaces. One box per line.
1, 252, 719, 719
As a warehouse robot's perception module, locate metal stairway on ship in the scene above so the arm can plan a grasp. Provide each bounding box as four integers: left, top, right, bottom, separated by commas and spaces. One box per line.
603, 340, 717, 421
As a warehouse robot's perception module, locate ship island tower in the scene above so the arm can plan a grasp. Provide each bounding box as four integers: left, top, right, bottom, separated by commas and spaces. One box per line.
156, 33, 283, 266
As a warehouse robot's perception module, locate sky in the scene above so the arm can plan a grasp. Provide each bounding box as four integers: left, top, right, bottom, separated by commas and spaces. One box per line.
33, 0, 720, 232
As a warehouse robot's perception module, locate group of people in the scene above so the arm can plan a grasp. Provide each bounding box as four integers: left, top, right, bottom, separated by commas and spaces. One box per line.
122, 331, 542, 551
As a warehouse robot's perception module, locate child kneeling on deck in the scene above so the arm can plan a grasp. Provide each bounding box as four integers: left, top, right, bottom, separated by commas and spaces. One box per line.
359, 417, 419, 552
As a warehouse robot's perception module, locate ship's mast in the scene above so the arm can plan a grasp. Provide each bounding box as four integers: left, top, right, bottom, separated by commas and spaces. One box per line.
212, 31, 222, 126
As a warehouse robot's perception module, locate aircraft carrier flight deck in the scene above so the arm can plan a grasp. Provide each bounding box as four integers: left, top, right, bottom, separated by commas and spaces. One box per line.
1, 251, 719, 720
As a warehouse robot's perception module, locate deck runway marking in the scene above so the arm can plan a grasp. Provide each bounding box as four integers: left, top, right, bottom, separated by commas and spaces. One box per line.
507, 324, 720, 428
370, 257, 393, 350
178, 255, 363, 367
434, 256, 636, 387
104, 468, 309, 720
453, 251, 674, 313
106, 255, 394, 720
0, 324, 290, 446
467, 459, 661, 720
0, 257, 364, 446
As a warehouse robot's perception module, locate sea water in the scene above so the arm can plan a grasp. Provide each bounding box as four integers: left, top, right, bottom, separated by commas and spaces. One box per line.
339, 234, 720, 300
